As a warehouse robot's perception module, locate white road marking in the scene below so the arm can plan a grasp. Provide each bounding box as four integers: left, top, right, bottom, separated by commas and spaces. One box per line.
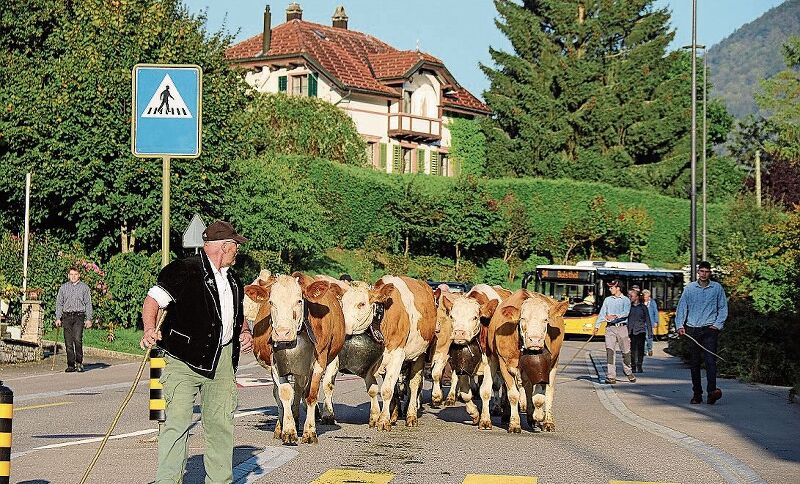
233, 447, 299, 483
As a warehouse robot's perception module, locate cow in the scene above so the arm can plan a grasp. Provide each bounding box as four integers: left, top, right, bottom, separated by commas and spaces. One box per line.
485, 290, 569, 432
364, 275, 436, 430
244, 272, 345, 444
319, 279, 387, 426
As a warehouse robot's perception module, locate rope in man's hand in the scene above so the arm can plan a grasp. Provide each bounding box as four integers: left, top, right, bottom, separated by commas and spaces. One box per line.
680, 331, 727, 362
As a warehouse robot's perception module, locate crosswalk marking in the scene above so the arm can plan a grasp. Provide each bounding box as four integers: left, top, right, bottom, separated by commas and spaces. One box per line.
312, 469, 394, 484
463, 474, 537, 483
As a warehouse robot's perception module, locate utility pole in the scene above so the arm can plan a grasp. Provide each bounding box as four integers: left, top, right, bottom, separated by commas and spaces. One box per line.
689, 0, 698, 280
755, 150, 762, 208
22, 173, 31, 298
702, 52, 708, 261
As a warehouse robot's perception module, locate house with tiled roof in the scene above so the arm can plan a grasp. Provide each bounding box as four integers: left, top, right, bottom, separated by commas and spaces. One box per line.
225, 3, 491, 176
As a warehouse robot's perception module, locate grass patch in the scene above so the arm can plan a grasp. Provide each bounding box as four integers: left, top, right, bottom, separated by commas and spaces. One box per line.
43, 325, 143, 356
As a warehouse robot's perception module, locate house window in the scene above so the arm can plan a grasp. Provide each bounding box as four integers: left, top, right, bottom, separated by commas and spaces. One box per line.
366, 142, 376, 167
402, 147, 413, 173
290, 73, 318, 97
440, 153, 450, 176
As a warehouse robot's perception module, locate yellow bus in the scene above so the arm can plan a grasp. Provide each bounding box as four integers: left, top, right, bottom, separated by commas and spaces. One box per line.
523, 261, 685, 337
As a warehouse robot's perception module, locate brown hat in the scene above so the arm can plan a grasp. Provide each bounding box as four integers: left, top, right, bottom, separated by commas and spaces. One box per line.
202, 220, 248, 244
606, 279, 622, 288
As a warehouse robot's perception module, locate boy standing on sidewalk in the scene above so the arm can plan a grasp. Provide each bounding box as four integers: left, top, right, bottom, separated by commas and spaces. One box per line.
675, 261, 728, 405
593, 279, 636, 384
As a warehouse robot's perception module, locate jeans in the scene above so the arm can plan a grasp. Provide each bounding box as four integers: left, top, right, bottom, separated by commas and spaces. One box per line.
630, 333, 646, 370
687, 325, 720, 396
62, 312, 85, 368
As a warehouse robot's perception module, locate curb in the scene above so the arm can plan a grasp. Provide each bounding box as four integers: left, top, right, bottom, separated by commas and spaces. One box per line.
42, 339, 140, 360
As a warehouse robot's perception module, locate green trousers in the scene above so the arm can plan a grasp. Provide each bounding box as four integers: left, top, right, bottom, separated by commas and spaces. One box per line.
156, 344, 237, 484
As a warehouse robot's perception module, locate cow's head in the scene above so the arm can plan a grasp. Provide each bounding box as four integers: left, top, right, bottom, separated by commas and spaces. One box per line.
504, 294, 569, 351
340, 281, 374, 335
443, 295, 481, 345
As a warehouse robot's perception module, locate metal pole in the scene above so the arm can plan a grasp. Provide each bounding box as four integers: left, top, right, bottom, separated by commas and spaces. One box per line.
22, 173, 31, 298
161, 156, 170, 268
689, 0, 698, 281
702, 51, 708, 262
755, 150, 762, 208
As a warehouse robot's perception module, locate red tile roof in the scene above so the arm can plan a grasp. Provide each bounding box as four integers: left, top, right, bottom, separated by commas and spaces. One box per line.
226, 19, 490, 114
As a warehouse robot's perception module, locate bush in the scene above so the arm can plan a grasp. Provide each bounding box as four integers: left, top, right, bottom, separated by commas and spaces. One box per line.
480, 258, 509, 286
103, 252, 160, 329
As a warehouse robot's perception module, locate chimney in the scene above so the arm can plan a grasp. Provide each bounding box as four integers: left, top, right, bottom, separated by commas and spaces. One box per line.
286, 2, 302, 22
262, 5, 271, 55
332, 5, 348, 29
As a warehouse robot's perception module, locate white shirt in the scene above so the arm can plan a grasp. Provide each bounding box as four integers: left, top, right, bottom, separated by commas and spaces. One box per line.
147, 264, 235, 345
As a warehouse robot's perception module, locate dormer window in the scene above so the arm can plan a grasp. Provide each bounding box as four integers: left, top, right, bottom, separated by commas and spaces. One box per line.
402, 90, 412, 113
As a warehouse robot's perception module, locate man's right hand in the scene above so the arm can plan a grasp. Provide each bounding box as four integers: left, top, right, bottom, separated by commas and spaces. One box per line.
677, 327, 686, 336
55, 319, 61, 328
592, 327, 598, 336
140, 328, 162, 350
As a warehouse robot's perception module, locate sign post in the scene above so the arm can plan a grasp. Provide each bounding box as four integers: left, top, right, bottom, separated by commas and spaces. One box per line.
132, 64, 202, 267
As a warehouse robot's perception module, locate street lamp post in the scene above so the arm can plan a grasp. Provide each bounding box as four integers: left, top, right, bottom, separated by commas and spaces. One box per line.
685, 0, 700, 281
702, 52, 708, 261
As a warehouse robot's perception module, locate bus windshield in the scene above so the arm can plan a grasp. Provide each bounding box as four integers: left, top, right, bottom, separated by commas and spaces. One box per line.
535, 281, 597, 315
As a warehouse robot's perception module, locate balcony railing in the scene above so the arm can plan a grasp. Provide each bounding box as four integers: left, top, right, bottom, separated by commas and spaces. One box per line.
387, 113, 442, 142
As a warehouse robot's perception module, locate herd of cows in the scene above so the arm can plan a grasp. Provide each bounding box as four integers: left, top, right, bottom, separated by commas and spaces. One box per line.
243, 273, 570, 445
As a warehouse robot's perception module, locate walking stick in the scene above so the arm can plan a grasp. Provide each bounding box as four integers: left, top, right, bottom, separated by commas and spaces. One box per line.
50, 325, 61, 371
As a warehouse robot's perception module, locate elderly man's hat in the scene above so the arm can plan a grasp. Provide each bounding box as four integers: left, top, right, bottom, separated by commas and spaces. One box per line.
202, 220, 248, 244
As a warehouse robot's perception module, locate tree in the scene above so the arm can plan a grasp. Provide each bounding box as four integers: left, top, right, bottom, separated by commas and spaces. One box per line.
756, 36, 800, 162
613, 206, 654, 262
447, 117, 487, 177
385, 177, 440, 257
0, 0, 250, 256
491, 192, 536, 269
559, 196, 615, 263
226, 157, 333, 268
482, 0, 689, 184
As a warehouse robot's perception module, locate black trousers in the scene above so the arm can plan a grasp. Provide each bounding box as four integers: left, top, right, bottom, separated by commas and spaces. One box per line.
687, 325, 719, 396
630, 332, 646, 369
62, 312, 85, 367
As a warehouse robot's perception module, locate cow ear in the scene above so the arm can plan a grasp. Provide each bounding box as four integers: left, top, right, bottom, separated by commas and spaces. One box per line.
481, 299, 499, 319
369, 283, 394, 304
291, 271, 315, 289
501, 305, 520, 321
442, 293, 454, 313
257, 275, 276, 288
327, 283, 344, 300
433, 287, 442, 301
470, 291, 489, 307
245, 285, 270, 303
303, 280, 331, 303
550, 299, 570, 317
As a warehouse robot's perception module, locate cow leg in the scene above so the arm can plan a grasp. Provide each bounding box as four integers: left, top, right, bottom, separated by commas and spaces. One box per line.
270, 365, 283, 440
459, 375, 480, 425
499, 361, 521, 433
320, 356, 339, 425
405, 356, 425, 427
366, 364, 381, 428
430, 349, 449, 407
532, 383, 546, 424
276, 374, 298, 445
302, 361, 325, 444
542, 365, 558, 432
490, 376, 504, 415
517, 373, 527, 415
444, 368, 458, 407
523, 378, 535, 430
377, 348, 405, 431
478, 355, 494, 430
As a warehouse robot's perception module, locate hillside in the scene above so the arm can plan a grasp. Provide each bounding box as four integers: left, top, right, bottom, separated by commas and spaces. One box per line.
708, 0, 800, 118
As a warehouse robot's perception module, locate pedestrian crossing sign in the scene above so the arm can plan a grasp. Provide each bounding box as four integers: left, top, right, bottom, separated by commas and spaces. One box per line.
132, 64, 202, 158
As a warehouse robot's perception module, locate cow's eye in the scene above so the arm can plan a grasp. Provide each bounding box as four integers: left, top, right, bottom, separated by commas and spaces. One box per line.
268, 301, 275, 307
297, 299, 303, 305
357, 302, 365, 309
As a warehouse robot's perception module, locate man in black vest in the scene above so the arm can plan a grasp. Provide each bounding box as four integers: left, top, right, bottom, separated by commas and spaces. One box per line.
140, 220, 253, 483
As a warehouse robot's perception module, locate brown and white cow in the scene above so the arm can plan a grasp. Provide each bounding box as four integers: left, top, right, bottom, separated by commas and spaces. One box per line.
244, 272, 345, 444
364, 275, 436, 430
485, 290, 568, 432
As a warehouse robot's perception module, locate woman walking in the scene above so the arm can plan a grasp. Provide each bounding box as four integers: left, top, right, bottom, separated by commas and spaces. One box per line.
627, 288, 652, 373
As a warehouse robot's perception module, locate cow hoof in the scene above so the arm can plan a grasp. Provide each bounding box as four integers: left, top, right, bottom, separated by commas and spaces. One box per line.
405, 415, 418, 427
444, 397, 456, 407
368, 415, 378, 428
534, 407, 544, 422
301, 431, 318, 444
470, 414, 480, 426
542, 421, 555, 432
273, 424, 282, 440
431, 396, 442, 408
281, 430, 298, 445
377, 417, 392, 431
479, 419, 492, 430
508, 424, 522, 434
320, 414, 336, 425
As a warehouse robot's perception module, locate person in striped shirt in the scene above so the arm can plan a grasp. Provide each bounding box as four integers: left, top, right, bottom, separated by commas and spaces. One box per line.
55, 267, 93, 372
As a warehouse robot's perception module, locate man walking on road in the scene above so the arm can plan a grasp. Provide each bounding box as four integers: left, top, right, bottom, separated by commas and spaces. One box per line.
140, 220, 253, 483
594, 279, 635, 384
55, 267, 93, 372
675, 261, 728, 405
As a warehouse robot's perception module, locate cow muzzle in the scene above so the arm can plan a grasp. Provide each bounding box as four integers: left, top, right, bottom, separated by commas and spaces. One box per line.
272, 326, 298, 343
452, 329, 472, 345
523, 338, 545, 351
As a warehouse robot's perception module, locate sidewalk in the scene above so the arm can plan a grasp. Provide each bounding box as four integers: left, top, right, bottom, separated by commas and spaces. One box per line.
590, 341, 800, 484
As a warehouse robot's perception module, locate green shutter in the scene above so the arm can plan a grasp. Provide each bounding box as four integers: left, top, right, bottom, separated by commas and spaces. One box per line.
417, 148, 426, 173
430, 151, 439, 176
392, 145, 402, 174
278, 76, 287, 92
308, 73, 318, 97
379, 143, 387, 169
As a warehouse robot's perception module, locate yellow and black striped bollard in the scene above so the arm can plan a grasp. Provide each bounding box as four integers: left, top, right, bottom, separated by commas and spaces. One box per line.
0, 381, 12, 484
149, 348, 166, 421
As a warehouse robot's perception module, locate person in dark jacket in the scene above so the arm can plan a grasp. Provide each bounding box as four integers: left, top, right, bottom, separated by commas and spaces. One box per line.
627, 288, 652, 373
140, 220, 253, 483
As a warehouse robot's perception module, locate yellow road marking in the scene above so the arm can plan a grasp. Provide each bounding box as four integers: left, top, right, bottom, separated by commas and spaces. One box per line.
463, 475, 537, 484
15, 401, 73, 411
313, 469, 394, 483
610, 481, 681, 484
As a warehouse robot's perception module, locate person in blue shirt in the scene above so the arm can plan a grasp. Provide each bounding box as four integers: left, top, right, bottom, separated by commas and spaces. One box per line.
593, 279, 635, 384
642, 289, 659, 356
675, 261, 728, 405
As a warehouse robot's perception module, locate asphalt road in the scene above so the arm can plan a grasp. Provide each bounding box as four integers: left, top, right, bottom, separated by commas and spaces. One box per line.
3, 340, 798, 483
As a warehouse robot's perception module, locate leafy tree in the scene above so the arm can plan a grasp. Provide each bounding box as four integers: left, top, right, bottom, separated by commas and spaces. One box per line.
491, 193, 536, 266
235, 93, 367, 166
613, 206, 654, 262
0, 0, 250, 257
385, 177, 440, 256
559, 196, 615, 263
447, 117, 487, 177
225, 157, 333, 268
756, 36, 800, 161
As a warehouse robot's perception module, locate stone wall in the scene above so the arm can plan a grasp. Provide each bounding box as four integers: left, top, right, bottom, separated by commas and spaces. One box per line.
0, 339, 41, 364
